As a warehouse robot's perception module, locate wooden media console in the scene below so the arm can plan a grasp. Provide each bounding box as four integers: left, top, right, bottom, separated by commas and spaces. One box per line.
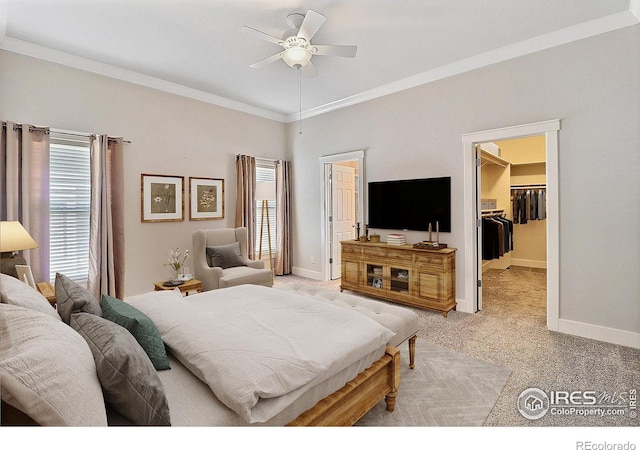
340, 241, 457, 317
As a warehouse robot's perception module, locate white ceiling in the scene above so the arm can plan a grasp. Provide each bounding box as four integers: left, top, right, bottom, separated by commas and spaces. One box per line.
1, 1, 638, 122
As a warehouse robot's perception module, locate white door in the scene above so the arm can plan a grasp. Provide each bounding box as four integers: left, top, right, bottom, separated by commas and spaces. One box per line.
330, 164, 356, 280
475, 144, 483, 311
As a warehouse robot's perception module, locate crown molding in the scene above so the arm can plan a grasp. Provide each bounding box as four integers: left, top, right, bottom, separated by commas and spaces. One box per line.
1, 2, 637, 124
286, 9, 640, 123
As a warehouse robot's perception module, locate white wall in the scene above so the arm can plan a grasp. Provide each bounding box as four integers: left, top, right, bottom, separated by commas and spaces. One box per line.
1, 50, 286, 296
2, 24, 638, 344
287, 25, 640, 341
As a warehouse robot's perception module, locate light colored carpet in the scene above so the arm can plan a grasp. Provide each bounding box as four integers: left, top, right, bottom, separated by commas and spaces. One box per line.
355, 343, 511, 426
274, 267, 640, 427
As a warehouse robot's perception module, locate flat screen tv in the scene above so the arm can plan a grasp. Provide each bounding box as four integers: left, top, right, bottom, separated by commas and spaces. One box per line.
367, 176, 451, 232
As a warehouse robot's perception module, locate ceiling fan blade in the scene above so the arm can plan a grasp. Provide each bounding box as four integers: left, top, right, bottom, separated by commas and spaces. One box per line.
297, 10, 326, 42
249, 52, 283, 69
302, 61, 318, 78
313, 45, 358, 58
239, 26, 285, 47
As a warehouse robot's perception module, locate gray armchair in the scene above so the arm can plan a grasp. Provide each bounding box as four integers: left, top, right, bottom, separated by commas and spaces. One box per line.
192, 227, 273, 291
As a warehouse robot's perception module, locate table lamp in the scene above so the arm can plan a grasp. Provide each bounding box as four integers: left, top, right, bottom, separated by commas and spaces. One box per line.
0, 221, 39, 278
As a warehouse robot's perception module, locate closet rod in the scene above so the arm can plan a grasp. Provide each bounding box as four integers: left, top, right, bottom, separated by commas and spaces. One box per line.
481, 209, 505, 217
510, 184, 546, 189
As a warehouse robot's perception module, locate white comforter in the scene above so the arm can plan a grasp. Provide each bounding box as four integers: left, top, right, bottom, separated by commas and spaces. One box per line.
127, 285, 393, 423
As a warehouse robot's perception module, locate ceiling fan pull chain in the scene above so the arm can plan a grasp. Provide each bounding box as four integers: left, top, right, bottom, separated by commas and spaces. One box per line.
298, 66, 303, 135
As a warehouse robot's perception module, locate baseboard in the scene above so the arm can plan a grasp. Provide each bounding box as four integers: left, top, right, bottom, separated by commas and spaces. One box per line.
291, 266, 323, 281
455, 297, 472, 314
558, 318, 640, 349
511, 258, 547, 269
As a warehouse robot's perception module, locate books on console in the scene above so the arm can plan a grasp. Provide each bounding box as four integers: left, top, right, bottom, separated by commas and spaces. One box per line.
386, 234, 406, 245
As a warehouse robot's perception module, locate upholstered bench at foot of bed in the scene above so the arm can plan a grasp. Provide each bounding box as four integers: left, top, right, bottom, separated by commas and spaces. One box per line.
277, 283, 419, 369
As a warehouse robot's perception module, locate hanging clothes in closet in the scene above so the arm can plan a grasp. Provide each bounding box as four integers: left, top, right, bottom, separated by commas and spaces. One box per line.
512, 188, 546, 224
482, 214, 514, 261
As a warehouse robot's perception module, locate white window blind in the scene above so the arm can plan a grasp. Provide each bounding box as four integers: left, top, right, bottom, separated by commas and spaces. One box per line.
255, 163, 276, 258
49, 138, 91, 283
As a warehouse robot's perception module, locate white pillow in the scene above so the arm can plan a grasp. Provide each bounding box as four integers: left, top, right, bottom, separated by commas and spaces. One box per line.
0, 303, 108, 426
0, 273, 61, 321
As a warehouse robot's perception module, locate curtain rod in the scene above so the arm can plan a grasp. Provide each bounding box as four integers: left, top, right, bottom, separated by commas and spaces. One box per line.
52, 128, 132, 144
3, 123, 131, 144
236, 154, 279, 162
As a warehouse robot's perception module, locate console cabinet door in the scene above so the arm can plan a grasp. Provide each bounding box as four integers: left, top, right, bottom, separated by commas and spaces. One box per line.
414, 269, 443, 302
341, 259, 361, 288
414, 252, 456, 314
389, 264, 412, 298
364, 262, 385, 291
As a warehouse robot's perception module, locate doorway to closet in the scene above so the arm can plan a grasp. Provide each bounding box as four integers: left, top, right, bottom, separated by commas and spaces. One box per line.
461, 119, 560, 332
478, 136, 548, 320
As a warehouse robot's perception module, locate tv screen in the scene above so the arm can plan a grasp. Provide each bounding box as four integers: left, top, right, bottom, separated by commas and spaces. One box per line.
368, 177, 451, 232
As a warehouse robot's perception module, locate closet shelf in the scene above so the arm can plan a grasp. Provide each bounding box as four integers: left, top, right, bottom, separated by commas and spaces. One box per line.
511, 161, 546, 166
480, 149, 509, 168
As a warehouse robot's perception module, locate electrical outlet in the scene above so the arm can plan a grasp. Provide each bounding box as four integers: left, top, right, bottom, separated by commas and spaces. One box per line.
311, 255, 315, 264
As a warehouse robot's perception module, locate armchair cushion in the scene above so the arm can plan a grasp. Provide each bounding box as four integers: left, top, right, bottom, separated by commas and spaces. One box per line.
193, 227, 273, 291
206, 242, 247, 269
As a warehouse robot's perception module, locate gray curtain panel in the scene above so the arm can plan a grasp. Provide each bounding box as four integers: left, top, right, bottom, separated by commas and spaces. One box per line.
235, 154, 257, 259
87, 135, 125, 300
1, 121, 50, 281
275, 160, 292, 275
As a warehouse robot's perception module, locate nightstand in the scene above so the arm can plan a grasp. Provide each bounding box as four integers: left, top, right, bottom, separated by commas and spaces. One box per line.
153, 278, 202, 296
36, 282, 56, 308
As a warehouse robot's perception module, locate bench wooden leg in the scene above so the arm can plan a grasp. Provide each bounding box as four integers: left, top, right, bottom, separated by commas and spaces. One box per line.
408, 335, 416, 369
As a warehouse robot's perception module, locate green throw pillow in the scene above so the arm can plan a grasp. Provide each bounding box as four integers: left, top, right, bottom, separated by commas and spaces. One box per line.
100, 294, 170, 370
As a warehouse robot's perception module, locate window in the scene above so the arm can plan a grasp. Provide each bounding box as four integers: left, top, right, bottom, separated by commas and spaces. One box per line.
255, 162, 276, 259
49, 136, 91, 283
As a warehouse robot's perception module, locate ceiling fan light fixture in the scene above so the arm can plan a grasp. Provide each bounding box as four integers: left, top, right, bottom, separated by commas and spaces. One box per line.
282, 46, 312, 68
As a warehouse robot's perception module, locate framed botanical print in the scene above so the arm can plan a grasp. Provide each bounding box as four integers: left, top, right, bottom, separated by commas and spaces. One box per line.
189, 177, 224, 220
141, 174, 184, 222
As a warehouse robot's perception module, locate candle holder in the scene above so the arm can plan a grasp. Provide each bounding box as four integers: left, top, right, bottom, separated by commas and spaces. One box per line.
414, 222, 447, 249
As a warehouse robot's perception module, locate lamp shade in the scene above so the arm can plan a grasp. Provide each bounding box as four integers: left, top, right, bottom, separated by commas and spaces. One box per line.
255, 181, 276, 202
0, 221, 39, 253
281, 46, 312, 68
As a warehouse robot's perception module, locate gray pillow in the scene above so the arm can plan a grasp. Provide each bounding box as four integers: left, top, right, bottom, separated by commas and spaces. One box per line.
206, 241, 247, 269
101, 294, 170, 371
55, 272, 102, 324
70, 312, 171, 426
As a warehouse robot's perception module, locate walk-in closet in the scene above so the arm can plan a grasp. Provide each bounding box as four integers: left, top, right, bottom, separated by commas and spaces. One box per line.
479, 136, 547, 320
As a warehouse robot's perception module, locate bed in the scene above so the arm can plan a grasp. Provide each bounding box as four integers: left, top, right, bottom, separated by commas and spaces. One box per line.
0, 273, 400, 426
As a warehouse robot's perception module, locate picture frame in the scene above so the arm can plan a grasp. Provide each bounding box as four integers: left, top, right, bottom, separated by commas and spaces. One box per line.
141, 174, 184, 222
189, 177, 224, 220
15, 265, 36, 289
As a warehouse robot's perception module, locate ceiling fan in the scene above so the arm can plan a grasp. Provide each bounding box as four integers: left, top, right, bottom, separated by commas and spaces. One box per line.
239, 9, 357, 77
